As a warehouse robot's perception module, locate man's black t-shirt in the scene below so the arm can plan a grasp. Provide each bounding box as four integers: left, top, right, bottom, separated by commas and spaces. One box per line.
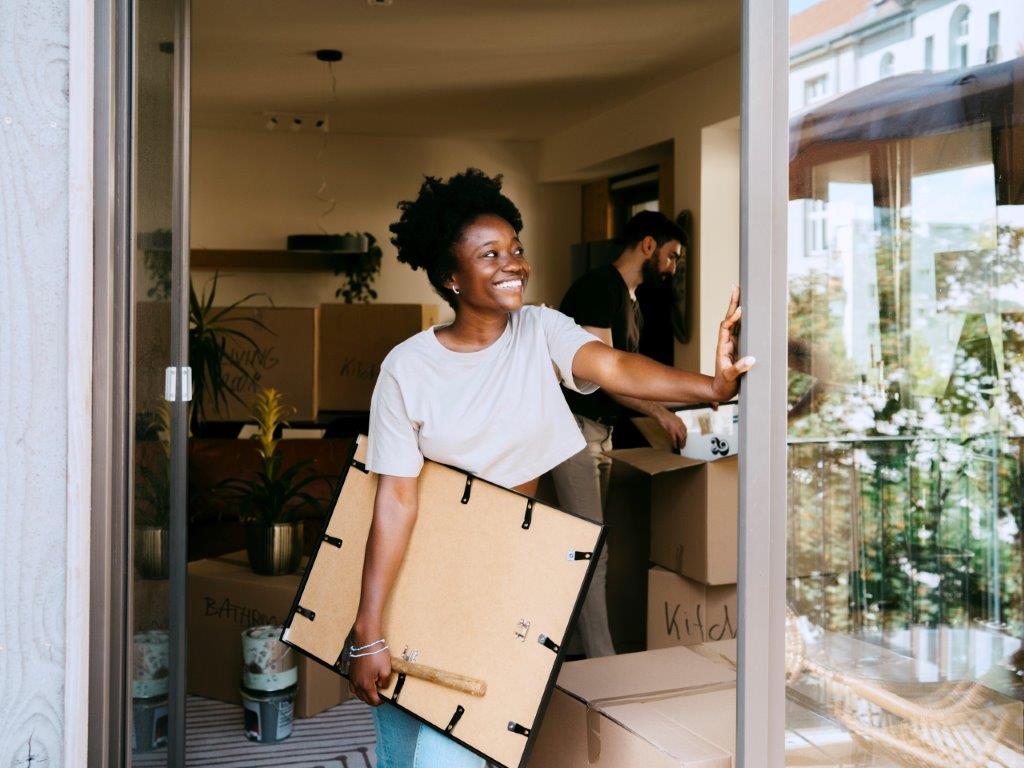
559, 263, 643, 423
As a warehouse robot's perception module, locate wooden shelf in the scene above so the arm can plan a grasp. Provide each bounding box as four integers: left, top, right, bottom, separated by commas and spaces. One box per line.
190, 249, 361, 271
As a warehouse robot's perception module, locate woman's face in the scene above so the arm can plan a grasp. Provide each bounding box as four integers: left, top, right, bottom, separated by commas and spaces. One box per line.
448, 213, 530, 314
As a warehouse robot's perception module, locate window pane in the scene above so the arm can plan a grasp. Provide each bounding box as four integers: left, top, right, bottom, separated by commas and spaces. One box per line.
787, 1, 1024, 765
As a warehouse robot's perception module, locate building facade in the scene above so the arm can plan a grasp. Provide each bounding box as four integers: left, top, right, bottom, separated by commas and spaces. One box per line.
790, 0, 1024, 113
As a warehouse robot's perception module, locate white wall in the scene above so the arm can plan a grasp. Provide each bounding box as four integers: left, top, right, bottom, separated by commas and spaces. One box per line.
699, 117, 741, 376
0, 0, 72, 764
190, 129, 580, 322
538, 53, 742, 372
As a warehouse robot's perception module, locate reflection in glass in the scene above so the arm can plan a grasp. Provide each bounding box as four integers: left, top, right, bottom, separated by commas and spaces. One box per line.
786, 1, 1023, 764
131, 0, 175, 762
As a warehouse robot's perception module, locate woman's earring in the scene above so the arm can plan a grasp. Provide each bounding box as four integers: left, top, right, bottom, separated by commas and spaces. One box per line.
452, 286, 460, 295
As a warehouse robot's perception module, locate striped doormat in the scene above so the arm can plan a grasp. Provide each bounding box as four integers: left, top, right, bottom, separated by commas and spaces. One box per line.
132, 696, 377, 767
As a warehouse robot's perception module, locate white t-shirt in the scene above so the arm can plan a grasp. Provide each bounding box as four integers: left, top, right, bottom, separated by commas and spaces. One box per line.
365, 305, 602, 488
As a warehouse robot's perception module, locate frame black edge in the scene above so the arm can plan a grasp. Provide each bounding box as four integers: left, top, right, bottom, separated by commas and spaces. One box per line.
281, 436, 361, 632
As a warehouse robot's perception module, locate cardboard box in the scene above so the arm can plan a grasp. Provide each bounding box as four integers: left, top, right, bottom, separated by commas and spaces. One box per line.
647, 566, 736, 649
187, 552, 349, 718
606, 448, 737, 584
689, 639, 737, 669
528, 647, 843, 768
205, 306, 319, 421
528, 647, 737, 768
634, 403, 739, 463
602, 457, 653, 653
318, 303, 439, 412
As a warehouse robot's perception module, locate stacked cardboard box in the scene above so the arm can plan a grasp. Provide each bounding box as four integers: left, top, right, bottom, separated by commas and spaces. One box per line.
601, 456, 653, 653
187, 552, 350, 718
647, 566, 737, 649
204, 306, 320, 421
606, 415, 739, 651
606, 446, 737, 585
318, 303, 439, 412
191, 303, 440, 421
528, 646, 846, 767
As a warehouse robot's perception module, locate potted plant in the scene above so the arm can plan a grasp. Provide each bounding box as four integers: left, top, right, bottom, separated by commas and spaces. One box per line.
334, 232, 382, 303
134, 403, 171, 579
217, 388, 328, 575
189, 271, 269, 433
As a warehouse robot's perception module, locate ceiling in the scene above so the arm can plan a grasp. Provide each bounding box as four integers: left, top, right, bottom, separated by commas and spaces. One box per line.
191, 0, 740, 140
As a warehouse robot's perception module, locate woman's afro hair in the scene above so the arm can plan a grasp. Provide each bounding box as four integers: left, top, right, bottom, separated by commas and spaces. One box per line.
389, 168, 523, 306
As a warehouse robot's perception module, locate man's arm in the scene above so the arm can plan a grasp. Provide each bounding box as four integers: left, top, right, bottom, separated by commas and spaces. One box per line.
581, 325, 688, 447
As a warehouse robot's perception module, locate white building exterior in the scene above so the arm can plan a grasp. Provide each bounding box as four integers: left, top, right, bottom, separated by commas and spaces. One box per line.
790, 0, 1024, 113
788, 0, 1024, 380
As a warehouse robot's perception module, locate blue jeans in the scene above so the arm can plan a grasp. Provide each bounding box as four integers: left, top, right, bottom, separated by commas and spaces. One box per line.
372, 701, 485, 768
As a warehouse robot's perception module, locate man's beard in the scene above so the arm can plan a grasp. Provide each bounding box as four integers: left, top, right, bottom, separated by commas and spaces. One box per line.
642, 254, 670, 284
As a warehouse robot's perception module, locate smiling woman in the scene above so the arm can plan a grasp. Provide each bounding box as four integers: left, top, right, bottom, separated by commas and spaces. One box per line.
346, 168, 753, 767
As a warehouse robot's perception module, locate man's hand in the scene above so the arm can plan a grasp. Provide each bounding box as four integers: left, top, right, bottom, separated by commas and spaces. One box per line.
711, 286, 755, 402
655, 408, 687, 449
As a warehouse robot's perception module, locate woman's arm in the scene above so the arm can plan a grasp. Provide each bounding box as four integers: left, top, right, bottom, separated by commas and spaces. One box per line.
349, 473, 419, 706
580, 325, 689, 448
573, 288, 754, 405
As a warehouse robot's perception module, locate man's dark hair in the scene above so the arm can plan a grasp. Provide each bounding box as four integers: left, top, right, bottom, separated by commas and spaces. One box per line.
389, 168, 524, 308
620, 210, 686, 250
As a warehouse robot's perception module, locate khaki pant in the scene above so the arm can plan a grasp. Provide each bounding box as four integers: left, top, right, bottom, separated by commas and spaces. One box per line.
550, 414, 616, 658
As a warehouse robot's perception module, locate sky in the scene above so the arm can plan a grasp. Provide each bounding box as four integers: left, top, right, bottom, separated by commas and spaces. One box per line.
790, 0, 825, 15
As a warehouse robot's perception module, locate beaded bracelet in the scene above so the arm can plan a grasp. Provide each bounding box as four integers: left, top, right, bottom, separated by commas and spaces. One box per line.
349, 644, 390, 659
350, 638, 386, 652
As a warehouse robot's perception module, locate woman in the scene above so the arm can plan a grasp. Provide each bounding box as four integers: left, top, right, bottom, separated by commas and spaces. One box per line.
350, 168, 753, 767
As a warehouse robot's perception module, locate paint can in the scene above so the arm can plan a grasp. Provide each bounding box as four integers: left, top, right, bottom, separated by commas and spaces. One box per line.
241, 684, 297, 743
240, 625, 297, 743
132, 630, 170, 752
241, 625, 297, 691
132, 695, 169, 752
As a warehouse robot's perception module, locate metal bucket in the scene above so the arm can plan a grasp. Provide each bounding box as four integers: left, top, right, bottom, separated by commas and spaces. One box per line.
241, 685, 296, 743
244, 521, 302, 575
132, 695, 169, 752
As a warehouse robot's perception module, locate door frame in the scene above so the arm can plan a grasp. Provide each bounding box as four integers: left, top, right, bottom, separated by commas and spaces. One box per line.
89, 0, 134, 762
90, 0, 191, 764
86, 0, 791, 764
737, 0, 789, 765
168, 0, 192, 762
68, 0, 98, 763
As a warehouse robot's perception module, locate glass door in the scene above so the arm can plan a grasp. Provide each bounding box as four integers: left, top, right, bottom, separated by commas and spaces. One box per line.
783, 11, 1024, 767
129, 0, 190, 763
